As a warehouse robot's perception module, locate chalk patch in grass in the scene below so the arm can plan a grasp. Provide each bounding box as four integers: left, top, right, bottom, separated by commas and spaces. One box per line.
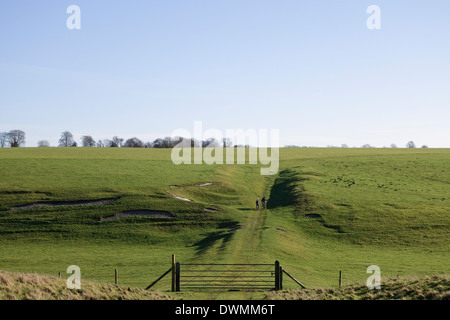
196, 182, 215, 187
169, 192, 193, 202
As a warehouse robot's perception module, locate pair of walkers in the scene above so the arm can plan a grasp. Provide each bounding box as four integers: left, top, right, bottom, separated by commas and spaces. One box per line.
256, 196, 267, 210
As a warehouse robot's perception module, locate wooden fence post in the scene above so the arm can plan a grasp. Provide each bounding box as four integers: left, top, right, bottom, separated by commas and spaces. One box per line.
275, 260, 280, 290
171, 255, 176, 292
115, 269, 118, 286
339, 270, 342, 288
175, 262, 180, 292
279, 266, 283, 290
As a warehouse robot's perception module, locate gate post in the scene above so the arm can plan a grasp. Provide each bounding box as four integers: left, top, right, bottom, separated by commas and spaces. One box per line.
171, 255, 176, 292
279, 266, 283, 290
275, 260, 280, 290
175, 262, 181, 292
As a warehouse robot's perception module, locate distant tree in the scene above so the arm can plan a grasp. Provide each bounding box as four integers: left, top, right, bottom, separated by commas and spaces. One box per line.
362, 144, 373, 148
390, 144, 398, 148
406, 141, 416, 148
7, 130, 26, 147
341, 144, 349, 148
223, 138, 233, 148
58, 131, 75, 147
162, 137, 173, 148
81, 135, 96, 147
421, 145, 429, 148
96, 140, 105, 148
71, 141, 78, 147
124, 137, 144, 148
203, 138, 220, 148
100, 139, 112, 147
37, 140, 50, 147
111, 136, 124, 147
144, 141, 153, 148
0, 132, 8, 148
152, 138, 164, 148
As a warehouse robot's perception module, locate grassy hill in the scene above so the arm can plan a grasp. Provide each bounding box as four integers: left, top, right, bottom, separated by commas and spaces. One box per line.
0, 147, 449, 299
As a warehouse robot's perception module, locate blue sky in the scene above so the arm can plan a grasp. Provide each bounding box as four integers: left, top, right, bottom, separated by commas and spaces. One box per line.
1, 0, 449, 147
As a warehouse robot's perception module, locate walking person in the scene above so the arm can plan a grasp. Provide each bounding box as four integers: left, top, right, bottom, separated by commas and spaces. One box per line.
261, 196, 267, 209
256, 198, 260, 210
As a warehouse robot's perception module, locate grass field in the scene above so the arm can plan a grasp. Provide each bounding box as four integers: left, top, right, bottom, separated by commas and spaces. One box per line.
0, 147, 449, 299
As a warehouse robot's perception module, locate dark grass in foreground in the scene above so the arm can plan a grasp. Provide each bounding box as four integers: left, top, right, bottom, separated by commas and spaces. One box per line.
1, 270, 448, 300
266, 275, 450, 300
0, 270, 174, 300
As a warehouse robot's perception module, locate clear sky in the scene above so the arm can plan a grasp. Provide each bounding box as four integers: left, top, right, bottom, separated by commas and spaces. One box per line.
1, 0, 449, 147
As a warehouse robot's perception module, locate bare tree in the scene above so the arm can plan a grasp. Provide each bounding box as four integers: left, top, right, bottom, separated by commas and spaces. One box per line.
59, 131, 75, 147
37, 140, 50, 147
421, 145, 429, 148
203, 137, 220, 148
223, 138, 233, 148
103, 139, 114, 147
390, 144, 398, 148
0, 132, 8, 148
341, 144, 349, 148
109, 136, 123, 147
406, 141, 416, 148
7, 130, 26, 147
96, 140, 105, 148
81, 135, 96, 147
362, 144, 373, 148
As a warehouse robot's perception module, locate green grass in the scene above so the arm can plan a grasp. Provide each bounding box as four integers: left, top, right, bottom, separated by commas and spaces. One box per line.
0, 147, 449, 299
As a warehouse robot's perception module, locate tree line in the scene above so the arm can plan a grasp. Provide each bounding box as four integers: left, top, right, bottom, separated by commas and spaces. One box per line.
0, 130, 429, 149
0, 130, 234, 148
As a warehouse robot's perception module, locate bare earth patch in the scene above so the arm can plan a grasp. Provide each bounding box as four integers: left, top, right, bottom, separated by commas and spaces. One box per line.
305, 214, 322, 219
196, 182, 215, 187
168, 192, 193, 202
101, 210, 175, 221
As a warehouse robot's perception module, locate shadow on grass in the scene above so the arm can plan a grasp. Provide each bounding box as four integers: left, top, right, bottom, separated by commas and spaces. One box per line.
193, 221, 240, 255
267, 169, 314, 212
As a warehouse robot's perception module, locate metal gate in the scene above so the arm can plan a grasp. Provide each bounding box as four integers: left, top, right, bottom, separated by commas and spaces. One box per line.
176, 262, 278, 291
146, 257, 305, 292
